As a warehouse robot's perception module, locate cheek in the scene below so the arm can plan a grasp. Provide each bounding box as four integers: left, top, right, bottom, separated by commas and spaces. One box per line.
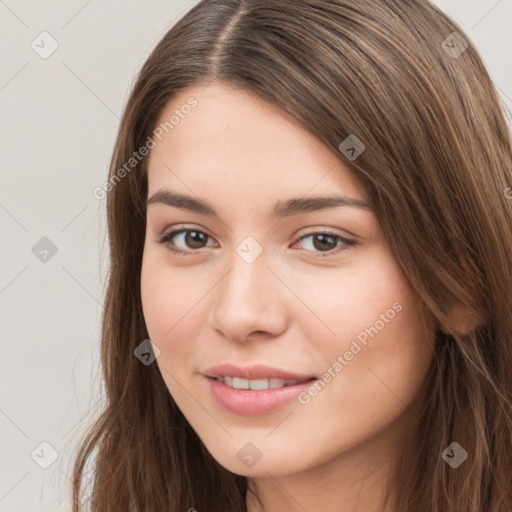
141, 251, 195, 335
293, 264, 433, 456
140, 259, 169, 339
288, 254, 398, 342
140, 251, 214, 370
140, 256, 202, 398
303, 249, 433, 399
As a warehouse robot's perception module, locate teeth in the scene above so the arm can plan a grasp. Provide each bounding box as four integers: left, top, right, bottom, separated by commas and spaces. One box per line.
217, 376, 302, 390
269, 378, 287, 389
233, 377, 249, 389
249, 378, 270, 390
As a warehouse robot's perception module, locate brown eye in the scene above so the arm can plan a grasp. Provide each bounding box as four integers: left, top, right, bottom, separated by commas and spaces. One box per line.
182, 230, 209, 249
157, 227, 357, 258
158, 228, 214, 255
293, 231, 357, 258
309, 234, 338, 251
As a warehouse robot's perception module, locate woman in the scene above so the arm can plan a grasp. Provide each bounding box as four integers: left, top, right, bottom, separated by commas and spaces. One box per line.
72, 1, 512, 510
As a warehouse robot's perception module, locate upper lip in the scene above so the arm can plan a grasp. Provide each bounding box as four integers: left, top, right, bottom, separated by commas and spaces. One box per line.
202, 363, 316, 381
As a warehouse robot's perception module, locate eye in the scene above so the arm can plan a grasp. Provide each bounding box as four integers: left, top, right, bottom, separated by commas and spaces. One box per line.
291, 231, 357, 257
157, 227, 215, 256
156, 227, 357, 258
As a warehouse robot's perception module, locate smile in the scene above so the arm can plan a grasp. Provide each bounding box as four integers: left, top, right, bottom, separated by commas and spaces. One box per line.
205, 376, 317, 416
216, 376, 306, 390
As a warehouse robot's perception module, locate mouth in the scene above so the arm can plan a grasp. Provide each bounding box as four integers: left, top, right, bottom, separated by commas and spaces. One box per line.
209, 375, 315, 390
201, 363, 317, 415
203, 375, 317, 416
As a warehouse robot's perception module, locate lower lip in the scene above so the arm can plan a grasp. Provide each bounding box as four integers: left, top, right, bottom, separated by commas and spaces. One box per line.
204, 376, 316, 416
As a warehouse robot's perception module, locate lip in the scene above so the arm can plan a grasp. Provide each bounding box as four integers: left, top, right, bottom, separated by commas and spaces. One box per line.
202, 363, 316, 381
204, 376, 317, 416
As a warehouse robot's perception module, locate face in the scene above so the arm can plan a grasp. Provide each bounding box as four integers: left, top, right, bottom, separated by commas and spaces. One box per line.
140, 82, 436, 479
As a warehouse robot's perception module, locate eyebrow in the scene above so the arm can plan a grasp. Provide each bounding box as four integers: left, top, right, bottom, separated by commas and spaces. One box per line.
146, 189, 373, 218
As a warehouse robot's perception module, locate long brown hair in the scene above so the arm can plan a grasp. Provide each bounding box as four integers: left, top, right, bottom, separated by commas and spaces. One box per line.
71, 1, 512, 510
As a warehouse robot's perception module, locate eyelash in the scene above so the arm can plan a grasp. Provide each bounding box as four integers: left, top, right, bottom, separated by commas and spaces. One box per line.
156, 226, 357, 258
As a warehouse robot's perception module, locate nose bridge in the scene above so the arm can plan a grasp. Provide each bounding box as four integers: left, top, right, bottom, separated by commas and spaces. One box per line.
220, 246, 271, 314
210, 239, 286, 340
223, 232, 270, 296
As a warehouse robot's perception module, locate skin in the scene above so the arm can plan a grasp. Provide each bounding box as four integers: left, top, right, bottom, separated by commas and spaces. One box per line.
140, 81, 438, 512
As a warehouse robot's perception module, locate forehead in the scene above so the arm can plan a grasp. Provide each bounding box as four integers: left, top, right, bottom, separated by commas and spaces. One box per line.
146, 82, 366, 204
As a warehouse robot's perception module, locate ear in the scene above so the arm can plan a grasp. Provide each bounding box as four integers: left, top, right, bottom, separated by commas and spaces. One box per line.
440, 304, 482, 336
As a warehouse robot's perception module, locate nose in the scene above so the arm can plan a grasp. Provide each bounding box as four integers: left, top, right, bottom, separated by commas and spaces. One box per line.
208, 247, 289, 343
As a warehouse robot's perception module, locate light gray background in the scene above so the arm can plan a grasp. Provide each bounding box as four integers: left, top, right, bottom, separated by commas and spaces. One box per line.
1, 1, 511, 511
